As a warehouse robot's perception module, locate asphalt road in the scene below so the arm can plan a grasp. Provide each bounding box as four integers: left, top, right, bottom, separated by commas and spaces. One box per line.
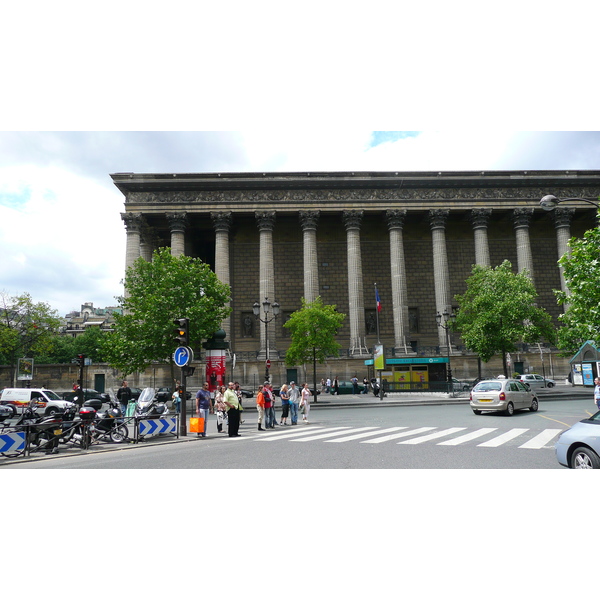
3, 397, 594, 469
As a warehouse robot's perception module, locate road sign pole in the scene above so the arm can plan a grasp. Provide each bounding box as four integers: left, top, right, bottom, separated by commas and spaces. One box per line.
180, 368, 187, 437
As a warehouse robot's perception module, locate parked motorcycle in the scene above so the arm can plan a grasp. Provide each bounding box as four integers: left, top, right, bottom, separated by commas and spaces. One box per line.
135, 387, 169, 419
14, 401, 68, 454
93, 398, 128, 442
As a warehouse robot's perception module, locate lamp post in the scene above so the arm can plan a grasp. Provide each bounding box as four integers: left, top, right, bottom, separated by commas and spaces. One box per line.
436, 309, 455, 396
540, 194, 600, 211
253, 297, 280, 382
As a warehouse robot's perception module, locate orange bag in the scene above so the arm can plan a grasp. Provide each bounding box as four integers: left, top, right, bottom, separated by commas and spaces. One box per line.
189, 417, 204, 433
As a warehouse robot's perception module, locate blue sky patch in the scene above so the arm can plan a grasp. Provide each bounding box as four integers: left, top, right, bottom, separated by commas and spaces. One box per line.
370, 132, 420, 147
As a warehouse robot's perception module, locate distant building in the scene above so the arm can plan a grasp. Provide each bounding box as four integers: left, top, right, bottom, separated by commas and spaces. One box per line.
62, 302, 122, 337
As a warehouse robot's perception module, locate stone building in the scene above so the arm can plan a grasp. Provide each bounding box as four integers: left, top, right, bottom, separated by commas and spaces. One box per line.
112, 170, 600, 387
62, 302, 121, 337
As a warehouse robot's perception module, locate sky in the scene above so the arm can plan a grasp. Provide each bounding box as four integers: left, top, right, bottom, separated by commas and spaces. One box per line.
1, 131, 600, 316
1, 2, 597, 317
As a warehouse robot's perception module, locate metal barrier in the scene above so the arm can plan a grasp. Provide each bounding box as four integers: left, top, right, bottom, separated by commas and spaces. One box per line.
134, 414, 179, 442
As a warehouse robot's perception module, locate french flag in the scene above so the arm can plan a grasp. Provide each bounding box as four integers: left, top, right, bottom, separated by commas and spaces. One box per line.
375, 287, 382, 312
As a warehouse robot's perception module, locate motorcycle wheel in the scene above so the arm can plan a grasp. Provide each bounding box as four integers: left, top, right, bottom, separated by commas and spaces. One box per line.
110, 425, 128, 443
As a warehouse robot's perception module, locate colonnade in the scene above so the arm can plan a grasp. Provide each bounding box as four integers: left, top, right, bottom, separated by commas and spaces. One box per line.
121, 207, 575, 355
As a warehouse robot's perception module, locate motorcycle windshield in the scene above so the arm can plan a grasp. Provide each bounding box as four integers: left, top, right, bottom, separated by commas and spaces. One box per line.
137, 388, 155, 407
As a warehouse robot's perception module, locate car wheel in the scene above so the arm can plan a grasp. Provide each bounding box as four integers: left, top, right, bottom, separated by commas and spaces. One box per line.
529, 398, 539, 412
546, 382, 555, 388
45, 406, 59, 416
505, 402, 515, 416
472, 409, 482, 415
570, 446, 600, 469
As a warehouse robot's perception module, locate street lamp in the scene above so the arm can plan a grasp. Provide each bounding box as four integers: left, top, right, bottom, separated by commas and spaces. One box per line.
253, 297, 280, 381
436, 309, 455, 396
540, 194, 600, 211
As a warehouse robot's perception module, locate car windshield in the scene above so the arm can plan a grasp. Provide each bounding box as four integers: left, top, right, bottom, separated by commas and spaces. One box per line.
588, 412, 600, 422
44, 391, 62, 400
474, 382, 502, 392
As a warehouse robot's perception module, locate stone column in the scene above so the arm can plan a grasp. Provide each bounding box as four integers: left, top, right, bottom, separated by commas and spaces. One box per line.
470, 208, 492, 267
386, 209, 412, 354
343, 210, 368, 355
121, 212, 143, 273
211, 211, 233, 341
552, 207, 575, 301
299, 210, 320, 303
166, 212, 188, 257
139, 225, 156, 262
255, 211, 277, 360
513, 208, 535, 284
429, 210, 452, 350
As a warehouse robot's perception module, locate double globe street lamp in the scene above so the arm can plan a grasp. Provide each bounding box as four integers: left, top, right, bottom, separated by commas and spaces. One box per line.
253, 297, 280, 382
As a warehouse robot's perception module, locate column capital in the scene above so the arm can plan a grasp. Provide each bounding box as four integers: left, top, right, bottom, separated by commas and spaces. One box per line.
121, 212, 143, 233
552, 207, 576, 229
385, 209, 407, 230
299, 210, 320, 230
470, 208, 492, 229
512, 207, 534, 229
342, 209, 364, 230
255, 211, 276, 231
429, 209, 449, 230
166, 211, 188, 232
211, 211, 233, 233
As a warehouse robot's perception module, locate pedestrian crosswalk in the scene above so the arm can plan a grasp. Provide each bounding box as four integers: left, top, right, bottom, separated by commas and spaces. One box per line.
248, 424, 563, 449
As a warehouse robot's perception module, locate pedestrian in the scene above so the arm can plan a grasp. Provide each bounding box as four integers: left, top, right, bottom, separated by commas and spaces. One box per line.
300, 382, 312, 424
351, 375, 359, 394
214, 385, 227, 433
288, 381, 300, 425
195, 382, 213, 438
256, 384, 266, 431
116, 380, 132, 416
279, 383, 290, 425
594, 377, 600, 411
223, 381, 242, 437
362, 377, 369, 394
326, 377, 331, 394
264, 382, 276, 428
333, 376, 339, 396
320, 378, 326, 395
235, 382, 245, 424
172, 388, 181, 413
262, 383, 273, 428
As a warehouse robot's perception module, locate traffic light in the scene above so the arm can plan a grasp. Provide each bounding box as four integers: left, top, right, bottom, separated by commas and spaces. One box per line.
173, 318, 189, 346
77, 354, 86, 368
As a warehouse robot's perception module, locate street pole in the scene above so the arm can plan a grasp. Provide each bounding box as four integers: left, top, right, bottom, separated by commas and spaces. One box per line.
253, 297, 280, 383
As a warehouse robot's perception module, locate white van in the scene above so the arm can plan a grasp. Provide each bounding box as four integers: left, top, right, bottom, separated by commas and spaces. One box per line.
0, 388, 75, 416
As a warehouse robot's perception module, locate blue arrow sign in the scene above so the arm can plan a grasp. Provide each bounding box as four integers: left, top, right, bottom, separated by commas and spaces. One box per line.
0, 432, 26, 454
173, 346, 193, 367
138, 417, 177, 436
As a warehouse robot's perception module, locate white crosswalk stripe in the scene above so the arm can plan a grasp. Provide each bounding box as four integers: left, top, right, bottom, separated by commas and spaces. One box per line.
324, 427, 406, 443
253, 426, 329, 441
291, 427, 371, 442
477, 428, 529, 447
359, 427, 432, 444
398, 427, 467, 444
518, 429, 562, 449
438, 428, 498, 446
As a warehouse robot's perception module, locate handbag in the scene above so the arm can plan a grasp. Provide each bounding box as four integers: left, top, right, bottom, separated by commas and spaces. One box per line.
189, 417, 204, 433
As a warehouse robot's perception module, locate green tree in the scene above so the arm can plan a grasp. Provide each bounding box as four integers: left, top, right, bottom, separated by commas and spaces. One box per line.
283, 297, 346, 400
36, 326, 108, 365
453, 261, 556, 377
0, 292, 62, 385
556, 216, 600, 353
102, 247, 231, 375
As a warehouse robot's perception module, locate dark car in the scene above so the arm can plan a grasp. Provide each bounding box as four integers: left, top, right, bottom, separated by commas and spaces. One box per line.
62, 388, 110, 406
329, 380, 365, 394
155, 387, 191, 402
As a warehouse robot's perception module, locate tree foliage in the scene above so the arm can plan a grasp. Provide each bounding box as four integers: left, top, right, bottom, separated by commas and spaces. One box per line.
556, 217, 600, 353
284, 297, 346, 391
101, 248, 231, 374
453, 261, 556, 375
0, 292, 62, 382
